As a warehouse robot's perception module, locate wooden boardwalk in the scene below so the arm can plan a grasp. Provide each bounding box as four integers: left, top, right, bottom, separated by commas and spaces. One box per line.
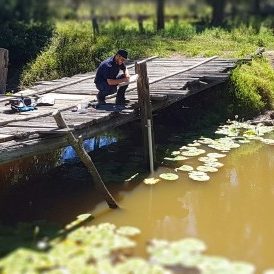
0, 56, 239, 165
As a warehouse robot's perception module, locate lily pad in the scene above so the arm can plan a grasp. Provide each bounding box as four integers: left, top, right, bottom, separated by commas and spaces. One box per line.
188, 142, 201, 147
261, 138, 274, 145
198, 137, 215, 145
238, 139, 251, 144
76, 214, 93, 221
171, 151, 181, 156
204, 161, 224, 168
159, 173, 179, 181
175, 165, 194, 172
231, 261, 256, 274
198, 157, 218, 163
181, 149, 206, 157
197, 255, 232, 273
207, 153, 226, 158
197, 166, 218, 173
116, 226, 141, 237
144, 178, 160, 185
164, 156, 188, 161
189, 171, 210, 182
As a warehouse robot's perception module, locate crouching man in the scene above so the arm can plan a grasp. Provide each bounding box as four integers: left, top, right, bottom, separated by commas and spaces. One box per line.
94, 49, 130, 106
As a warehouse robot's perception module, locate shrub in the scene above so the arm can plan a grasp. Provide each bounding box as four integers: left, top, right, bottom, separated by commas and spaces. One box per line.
159, 22, 196, 40
230, 58, 274, 117
0, 21, 53, 66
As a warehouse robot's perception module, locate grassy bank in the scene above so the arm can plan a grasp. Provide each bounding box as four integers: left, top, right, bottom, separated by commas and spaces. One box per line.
20, 20, 274, 116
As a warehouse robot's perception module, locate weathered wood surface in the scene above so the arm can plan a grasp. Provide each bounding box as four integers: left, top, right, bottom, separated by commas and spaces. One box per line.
0, 48, 8, 94
0, 56, 239, 164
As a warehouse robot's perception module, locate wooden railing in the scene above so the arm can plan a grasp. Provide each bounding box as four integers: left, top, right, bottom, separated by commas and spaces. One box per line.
0, 48, 8, 94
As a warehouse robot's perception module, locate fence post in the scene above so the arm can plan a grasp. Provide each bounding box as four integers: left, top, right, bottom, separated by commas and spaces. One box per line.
0, 48, 8, 94
135, 61, 156, 173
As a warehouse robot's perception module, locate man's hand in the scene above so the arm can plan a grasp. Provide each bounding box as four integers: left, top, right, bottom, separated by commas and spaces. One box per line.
123, 75, 130, 82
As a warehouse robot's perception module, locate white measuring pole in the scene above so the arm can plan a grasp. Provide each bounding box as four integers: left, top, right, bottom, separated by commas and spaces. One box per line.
147, 119, 154, 173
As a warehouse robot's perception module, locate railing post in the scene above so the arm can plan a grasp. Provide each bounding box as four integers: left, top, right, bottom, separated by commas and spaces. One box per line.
135, 61, 156, 173
0, 48, 8, 94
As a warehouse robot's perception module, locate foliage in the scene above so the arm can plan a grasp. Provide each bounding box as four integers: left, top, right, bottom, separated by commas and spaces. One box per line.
21, 21, 94, 85
0, 21, 53, 66
20, 19, 274, 115
0, 0, 50, 23
0, 220, 268, 274
230, 58, 274, 116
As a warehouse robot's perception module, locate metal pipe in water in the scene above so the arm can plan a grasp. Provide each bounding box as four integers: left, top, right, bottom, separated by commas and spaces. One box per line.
147, 119, 154, 173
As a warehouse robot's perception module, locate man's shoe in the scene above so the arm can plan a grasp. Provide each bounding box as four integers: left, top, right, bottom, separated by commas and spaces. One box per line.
115, 99, 130, 105
96, 94, 106, 105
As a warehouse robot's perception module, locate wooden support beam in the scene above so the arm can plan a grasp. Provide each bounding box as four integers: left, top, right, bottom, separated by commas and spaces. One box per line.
52, 110, 119, 209
135, 61, 156, 172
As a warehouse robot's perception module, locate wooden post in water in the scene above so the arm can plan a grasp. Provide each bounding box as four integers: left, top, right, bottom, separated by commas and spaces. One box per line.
135, 61, 156, 172
0, 48, 8, 94
52, 110, 119, 209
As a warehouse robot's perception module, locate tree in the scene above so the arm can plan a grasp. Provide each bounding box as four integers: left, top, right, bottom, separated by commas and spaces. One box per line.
252, 0, 261, 15
156, 0, 165, 30
0, 0, 50, 23
206, 0, 227, 26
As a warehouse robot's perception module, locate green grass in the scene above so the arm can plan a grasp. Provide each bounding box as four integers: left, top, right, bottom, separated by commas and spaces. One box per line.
20, 19, 274, 115
230, 58, 274, 116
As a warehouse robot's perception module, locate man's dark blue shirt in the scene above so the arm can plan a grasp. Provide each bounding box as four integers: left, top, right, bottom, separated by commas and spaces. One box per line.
94, 56, 126, 86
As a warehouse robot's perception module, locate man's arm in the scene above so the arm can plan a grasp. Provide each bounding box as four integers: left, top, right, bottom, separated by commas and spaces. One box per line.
123, 67, 130, 78
107, 67, 130, 86
107, 77, 129, 86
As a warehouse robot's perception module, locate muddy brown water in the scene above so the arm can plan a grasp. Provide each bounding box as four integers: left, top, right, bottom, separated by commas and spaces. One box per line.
90, 137, 274, 273
0, 122, 273, 273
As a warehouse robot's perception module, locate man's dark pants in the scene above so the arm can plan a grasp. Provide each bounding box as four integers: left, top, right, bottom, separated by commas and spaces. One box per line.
96, 75, 129, 104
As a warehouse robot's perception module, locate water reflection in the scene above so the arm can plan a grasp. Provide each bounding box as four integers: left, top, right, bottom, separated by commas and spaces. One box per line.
61, 136, 117, 163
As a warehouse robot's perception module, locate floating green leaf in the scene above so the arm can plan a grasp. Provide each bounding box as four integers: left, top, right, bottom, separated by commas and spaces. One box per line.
181, 149, 206, 157
261, 138, 274, 145
231, 261, 256, 274
198, 157, 218, 163
175, 165, 194, 172
189, 171, 210, 182
164, 156, 188, 161
171, 151, 181, 156
159, 173, 179, 181
188, 142, 201, 147
207, 152, 226, 158
144, 178, 161, 185
204, 161, 224, 168
116, 226, 141, 237
115, 258, 170, 274
238, 139, 251, 144
197, 165, 218, 173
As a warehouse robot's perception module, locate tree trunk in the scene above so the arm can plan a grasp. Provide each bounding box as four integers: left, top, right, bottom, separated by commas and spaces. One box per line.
252, 0, 261, 15
210, 0, 227, 26
230, 0, 237, 19
156, 0, 165, 31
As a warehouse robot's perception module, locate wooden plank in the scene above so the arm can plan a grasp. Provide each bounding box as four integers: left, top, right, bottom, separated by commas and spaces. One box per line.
0, 133, 14, 143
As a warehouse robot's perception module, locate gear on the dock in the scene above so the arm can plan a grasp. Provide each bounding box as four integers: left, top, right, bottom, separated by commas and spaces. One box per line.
8, 96, 37, 112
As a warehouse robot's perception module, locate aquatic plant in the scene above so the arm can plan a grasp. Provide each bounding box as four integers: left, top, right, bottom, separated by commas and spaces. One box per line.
159, 173, 179, 181
161, 120, 273, 184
